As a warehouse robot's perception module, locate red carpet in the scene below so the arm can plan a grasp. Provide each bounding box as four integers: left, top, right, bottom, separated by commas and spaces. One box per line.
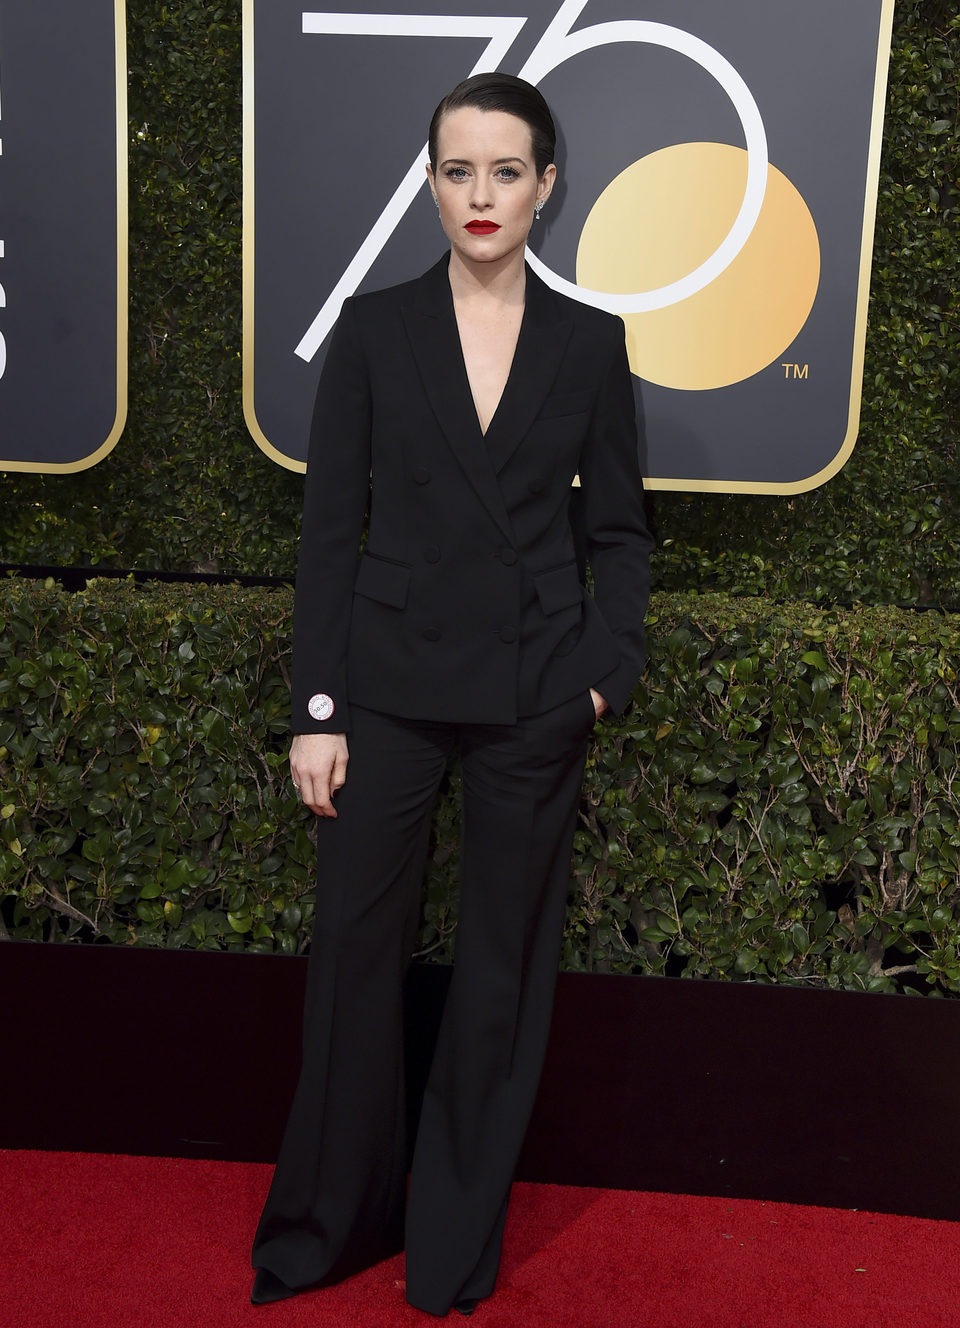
2, 1150, 956, 1327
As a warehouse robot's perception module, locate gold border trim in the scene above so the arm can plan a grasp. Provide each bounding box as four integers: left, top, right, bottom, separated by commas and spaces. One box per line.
242, 0, 305, 472
644, 0, 896, 495
1, 0, 129, 474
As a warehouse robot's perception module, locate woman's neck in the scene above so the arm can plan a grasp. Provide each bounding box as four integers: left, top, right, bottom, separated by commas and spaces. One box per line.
447, 248, 526, 309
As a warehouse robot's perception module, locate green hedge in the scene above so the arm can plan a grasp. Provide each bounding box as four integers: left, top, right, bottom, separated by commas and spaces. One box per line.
4, 578, 960, 996
0, 1, 958, 606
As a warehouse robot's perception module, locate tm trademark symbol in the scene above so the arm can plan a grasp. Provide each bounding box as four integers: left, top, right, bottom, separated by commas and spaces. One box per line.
781, 362, 809, 380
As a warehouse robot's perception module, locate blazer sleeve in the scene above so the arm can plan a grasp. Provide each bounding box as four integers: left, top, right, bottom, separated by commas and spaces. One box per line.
578, 318, 654, 715
290, 297, 371, 734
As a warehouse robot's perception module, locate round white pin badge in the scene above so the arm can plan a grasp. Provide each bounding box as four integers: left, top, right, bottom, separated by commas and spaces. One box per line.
307, 693, 335, 722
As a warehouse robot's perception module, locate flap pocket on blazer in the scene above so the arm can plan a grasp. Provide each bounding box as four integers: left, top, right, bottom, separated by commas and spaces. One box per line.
354, 553, 411, 609
534, 561, 583, 615
538, 390, 593, 420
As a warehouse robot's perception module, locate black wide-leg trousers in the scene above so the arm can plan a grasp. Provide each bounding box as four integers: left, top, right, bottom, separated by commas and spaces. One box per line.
251, 690, 596, 1316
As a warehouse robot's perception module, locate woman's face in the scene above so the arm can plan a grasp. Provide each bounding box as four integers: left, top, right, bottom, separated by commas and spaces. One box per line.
426, 106, 555, 271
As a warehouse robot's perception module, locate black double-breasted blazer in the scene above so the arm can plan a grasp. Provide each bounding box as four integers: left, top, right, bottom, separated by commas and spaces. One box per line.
290, 253, 653, 734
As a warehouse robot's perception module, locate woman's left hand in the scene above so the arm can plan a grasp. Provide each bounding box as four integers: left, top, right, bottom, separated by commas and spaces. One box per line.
589, 688, 609, 720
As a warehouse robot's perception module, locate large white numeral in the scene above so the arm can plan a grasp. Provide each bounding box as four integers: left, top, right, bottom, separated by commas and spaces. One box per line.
294, 0, 768, 359
295, 11, 529, 361
516, 0, 767, 312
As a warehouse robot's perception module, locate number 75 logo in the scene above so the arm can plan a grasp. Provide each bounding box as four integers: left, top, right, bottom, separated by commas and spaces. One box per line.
243, 0, 894, 493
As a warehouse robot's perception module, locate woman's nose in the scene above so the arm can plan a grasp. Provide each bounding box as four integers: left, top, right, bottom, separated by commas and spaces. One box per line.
469, 179, 493, 209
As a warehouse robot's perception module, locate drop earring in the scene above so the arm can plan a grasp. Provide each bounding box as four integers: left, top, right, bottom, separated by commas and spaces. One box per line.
534, 200, 544, 221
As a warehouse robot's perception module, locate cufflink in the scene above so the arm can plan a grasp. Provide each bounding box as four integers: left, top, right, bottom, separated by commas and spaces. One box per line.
307, 693, 335, 722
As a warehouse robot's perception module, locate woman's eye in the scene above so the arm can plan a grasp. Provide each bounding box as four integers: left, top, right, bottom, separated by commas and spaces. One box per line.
495, 167, 519, 181
444, 167, 469, 180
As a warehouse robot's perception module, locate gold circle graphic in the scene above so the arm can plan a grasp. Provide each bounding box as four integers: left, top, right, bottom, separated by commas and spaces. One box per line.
576, 142, 820, 390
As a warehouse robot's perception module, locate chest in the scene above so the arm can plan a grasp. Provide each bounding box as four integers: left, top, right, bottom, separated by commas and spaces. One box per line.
455, 304, 524, 436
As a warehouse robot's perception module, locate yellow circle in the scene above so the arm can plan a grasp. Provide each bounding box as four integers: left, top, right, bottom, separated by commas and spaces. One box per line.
576, 142, 820, 390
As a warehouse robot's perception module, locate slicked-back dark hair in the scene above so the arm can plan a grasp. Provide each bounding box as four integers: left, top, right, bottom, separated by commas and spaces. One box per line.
428, 72, 556, 178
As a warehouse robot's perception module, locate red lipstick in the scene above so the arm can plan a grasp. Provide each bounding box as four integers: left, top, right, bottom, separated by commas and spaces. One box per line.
465, 221, 501, 235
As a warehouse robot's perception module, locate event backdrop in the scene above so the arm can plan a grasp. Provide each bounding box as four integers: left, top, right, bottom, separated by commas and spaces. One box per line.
0, 1, 127, 472
243, 0, 894, 491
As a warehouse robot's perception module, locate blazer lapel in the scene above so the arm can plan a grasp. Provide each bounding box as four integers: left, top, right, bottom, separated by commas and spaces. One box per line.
483, 266, 574, 475
401, 256, 515, 544
401, 255, 575, 538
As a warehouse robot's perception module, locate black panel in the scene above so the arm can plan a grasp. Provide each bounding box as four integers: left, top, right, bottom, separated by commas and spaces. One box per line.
4, 942, 959, 1220
0, 2, 123, 468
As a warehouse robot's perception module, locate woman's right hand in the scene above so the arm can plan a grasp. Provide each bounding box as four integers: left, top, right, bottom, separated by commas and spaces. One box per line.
290, 732, 349, 818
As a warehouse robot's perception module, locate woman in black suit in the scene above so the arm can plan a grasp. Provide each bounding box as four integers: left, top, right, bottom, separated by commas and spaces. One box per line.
251, 72, 653, 1317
